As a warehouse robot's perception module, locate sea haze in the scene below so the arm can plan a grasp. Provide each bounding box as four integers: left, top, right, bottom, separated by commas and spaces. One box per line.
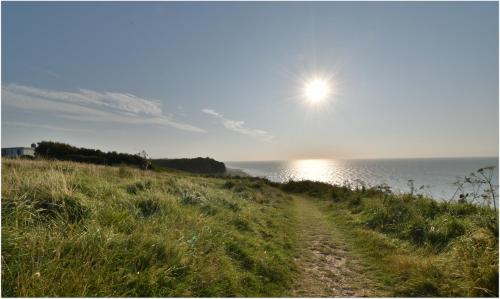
226, 157, 499, 200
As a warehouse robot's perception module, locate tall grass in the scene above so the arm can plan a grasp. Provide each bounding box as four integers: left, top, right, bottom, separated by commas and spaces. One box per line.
1, 159, 297, 297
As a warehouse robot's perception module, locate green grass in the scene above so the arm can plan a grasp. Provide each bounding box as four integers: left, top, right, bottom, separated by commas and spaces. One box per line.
2, 160, 498, 297
1, 159, 297, 297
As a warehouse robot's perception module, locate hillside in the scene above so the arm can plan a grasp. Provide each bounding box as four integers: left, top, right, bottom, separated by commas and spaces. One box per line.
151, 157, 226, 174
1, 159, 498, 297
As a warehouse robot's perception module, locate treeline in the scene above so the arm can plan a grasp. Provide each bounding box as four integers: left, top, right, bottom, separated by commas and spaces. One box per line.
34, 141, 148, 168
151, 157, 226, 174
33, 141, 227, 174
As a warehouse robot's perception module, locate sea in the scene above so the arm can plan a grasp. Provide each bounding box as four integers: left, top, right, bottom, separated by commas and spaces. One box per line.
225, 157, 499, 201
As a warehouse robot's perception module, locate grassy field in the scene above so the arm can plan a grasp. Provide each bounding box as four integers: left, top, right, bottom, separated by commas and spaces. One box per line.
1, 159, 297, 297
2, 159, 498, 297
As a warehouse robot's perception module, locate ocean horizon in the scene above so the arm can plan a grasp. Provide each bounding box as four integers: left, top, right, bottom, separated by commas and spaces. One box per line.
226, 157, 499, 200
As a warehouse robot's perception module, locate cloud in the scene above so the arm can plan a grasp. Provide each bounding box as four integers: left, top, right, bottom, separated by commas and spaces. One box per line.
202, 108, 273, 141
2, 83, 205, 133
201, 109, 222, 117
3, 121, 93, 133
43, 69, 60, 78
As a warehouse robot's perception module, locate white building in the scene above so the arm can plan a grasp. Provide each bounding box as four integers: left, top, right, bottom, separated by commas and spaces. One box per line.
2, 147, 35, 158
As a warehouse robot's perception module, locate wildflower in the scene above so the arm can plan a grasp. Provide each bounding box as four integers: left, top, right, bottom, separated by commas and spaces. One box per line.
34, 272, 41, 278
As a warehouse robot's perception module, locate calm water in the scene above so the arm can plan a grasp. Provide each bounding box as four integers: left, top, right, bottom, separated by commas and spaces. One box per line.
226, 158, 499, 200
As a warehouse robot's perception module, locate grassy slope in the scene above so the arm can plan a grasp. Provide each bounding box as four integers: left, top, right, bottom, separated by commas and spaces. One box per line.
2, 159, 498, 297
2, 159, 297, 297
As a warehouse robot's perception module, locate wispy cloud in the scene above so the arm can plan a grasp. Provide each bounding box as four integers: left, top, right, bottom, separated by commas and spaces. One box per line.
3, 121, 93, 133
2, 83, 205, 133
202, 109, 273, 141
43, 69, 60, 78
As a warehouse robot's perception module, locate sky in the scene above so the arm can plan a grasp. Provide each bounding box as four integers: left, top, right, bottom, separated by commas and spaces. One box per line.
2, 2, 498, 161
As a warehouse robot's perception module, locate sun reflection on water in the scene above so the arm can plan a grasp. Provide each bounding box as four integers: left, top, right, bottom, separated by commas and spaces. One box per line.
226, 158, 500, 200
285, 159, 338, 183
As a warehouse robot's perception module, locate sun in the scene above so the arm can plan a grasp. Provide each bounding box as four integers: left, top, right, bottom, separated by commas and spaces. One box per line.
303, 78, 330, 103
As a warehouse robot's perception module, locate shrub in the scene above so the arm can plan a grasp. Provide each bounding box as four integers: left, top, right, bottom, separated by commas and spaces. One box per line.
249, 182, 262, 189
347, 195, 363, 209
410, 197, 441, 219
363, 197, 411, 233
151, 157, 226, 174
281, 180, 332, 198
446, 202, 478, 217
223, 181, 235, 189
34, 141, 146, 167
428, 216, 466, 247
135, 198, 161, 218
403, 220, 428, 245
331, 186, 352, 202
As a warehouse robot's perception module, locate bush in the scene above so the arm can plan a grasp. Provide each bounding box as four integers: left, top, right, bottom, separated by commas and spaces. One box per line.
135, 198, 161, 218
281, 180, 332, 198
151, 157, 226, 174
347, 195, 363, 208
446, 202, 478, 217
403, 220, 428, 245
363, 197, 411, 233
331, 186, 352, 202
223, 181, 235, 189
428, 216, 466, 247
34, 141, 146, 167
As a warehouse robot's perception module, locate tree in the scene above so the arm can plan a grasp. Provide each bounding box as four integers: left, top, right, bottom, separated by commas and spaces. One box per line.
137, 150, 151, 170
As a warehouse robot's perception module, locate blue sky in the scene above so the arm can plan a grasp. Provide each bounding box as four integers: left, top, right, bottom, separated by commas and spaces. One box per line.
2, 2, 498, 160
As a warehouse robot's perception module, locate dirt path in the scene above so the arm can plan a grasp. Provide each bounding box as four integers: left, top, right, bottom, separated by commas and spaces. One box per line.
291, 196, 379, 297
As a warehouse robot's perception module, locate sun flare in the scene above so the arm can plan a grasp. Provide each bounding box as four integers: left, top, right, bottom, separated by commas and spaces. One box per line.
303, 78, 330, 103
